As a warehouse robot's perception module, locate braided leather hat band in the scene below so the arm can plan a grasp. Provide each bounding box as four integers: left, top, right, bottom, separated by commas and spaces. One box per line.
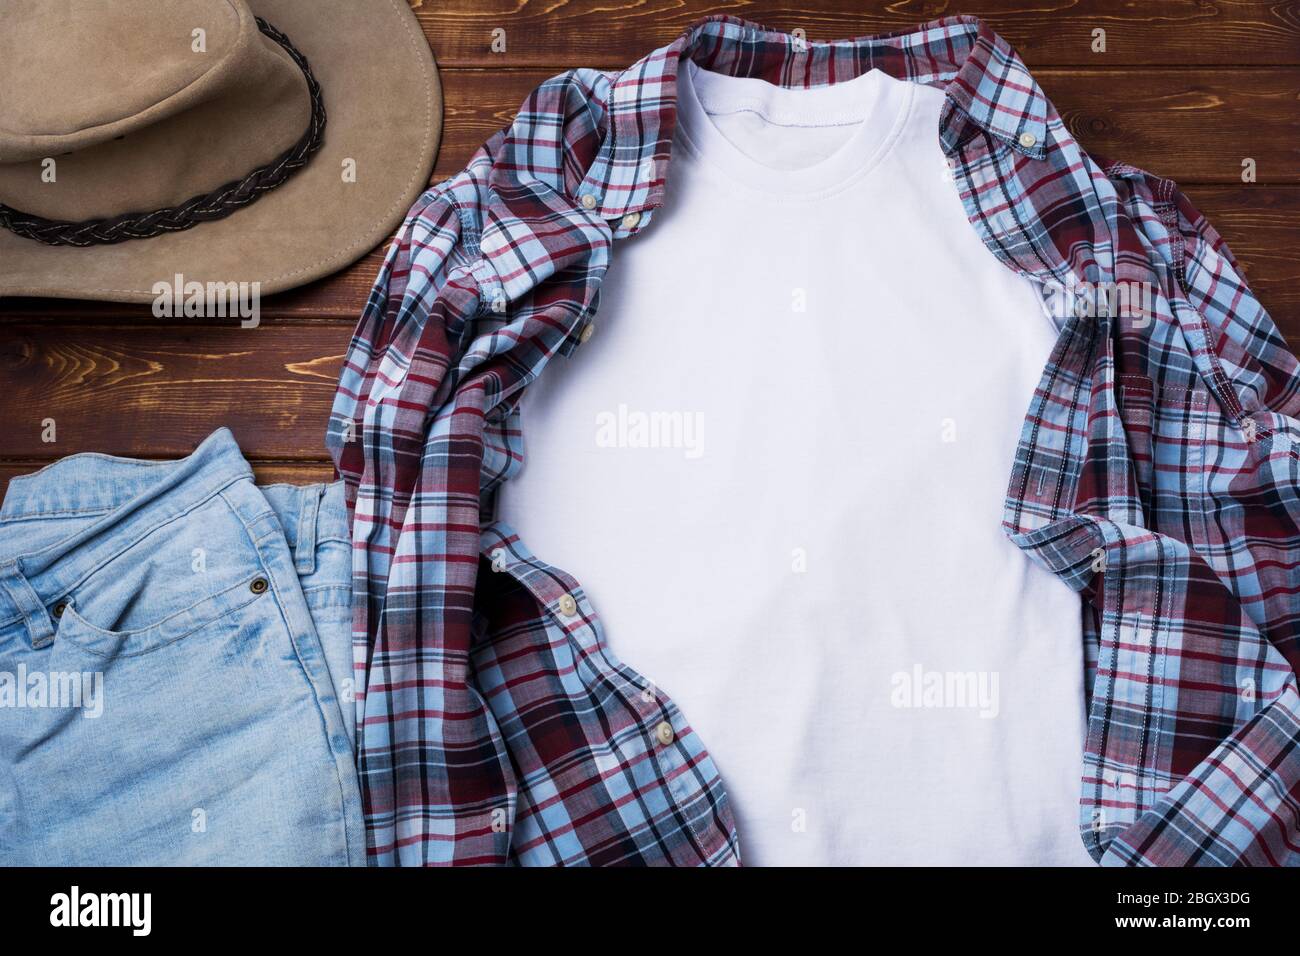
0, 18, 326, 248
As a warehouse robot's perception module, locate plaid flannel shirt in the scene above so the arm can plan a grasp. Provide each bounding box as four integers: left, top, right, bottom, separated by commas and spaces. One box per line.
327, 14, 1300, 866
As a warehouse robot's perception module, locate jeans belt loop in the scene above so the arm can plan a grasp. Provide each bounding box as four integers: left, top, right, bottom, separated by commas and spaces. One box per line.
295, 485, 322, 576
0, 563, 56, 650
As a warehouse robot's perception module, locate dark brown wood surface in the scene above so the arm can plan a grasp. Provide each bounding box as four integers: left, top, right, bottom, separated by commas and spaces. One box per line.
3, 1, 1299, 490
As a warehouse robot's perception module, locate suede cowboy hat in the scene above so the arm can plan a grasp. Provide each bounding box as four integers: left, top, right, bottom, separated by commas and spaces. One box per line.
0, 0, 440, 302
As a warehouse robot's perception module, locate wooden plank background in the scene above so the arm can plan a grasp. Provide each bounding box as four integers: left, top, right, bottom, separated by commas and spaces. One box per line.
3, 0, 1299, 491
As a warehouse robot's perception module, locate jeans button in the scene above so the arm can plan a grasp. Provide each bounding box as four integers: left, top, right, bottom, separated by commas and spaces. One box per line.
250, 578, 269, 594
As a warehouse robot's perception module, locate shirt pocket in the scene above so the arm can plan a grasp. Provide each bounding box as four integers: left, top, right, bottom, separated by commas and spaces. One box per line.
1117, 375, 1213, 535
1117, 374, 1156, 520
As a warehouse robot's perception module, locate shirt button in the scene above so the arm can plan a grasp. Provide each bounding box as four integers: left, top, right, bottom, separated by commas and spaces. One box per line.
620, 211, 641, 230
580, 193, 598, 210
1018, 131, 1038, 149
655, 721, 675, 746
557, 593, 578, 617
578, 323, 595, 344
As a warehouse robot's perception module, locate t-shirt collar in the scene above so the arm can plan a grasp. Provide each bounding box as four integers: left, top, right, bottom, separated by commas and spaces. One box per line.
579, 14, 1051, 224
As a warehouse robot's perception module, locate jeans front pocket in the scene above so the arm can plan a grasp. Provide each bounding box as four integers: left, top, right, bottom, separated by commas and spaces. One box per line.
48, 492, 271, 659
53, 573, 271, 659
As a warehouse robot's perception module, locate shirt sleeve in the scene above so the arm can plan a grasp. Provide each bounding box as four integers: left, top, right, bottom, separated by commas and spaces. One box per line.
1099, 170, 1300, 866
1173, 185, 1300, 451
326, 171, 520, 866
1101, 684, 1300, 866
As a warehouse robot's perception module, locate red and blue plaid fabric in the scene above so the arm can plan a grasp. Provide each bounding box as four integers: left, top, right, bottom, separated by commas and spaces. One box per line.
328, 15, 1300, 865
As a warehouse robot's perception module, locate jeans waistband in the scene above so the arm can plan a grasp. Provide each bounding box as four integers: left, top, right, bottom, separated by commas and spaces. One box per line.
0, 429, 255, 648
260, 481, 349, 577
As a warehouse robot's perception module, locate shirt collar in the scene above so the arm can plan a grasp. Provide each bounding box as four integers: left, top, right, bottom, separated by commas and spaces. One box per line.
580, 14, 1051, 223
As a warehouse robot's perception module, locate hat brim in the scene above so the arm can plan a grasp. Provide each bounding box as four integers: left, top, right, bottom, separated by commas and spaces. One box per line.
0, 0, 440, 303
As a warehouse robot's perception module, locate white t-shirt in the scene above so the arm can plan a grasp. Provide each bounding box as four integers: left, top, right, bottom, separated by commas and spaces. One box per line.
495, 61, 1093, 866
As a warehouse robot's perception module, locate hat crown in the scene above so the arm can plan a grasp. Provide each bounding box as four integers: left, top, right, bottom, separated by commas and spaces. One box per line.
0, 0, 312, 221
0, 0, 266, 159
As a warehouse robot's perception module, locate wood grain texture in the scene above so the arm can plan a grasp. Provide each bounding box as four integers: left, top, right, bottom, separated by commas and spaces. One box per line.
0, 324, 344, 459
416, 1, 1300, 67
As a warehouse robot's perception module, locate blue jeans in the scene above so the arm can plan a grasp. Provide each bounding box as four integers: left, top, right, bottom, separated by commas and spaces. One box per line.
0, 429, 364, 865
